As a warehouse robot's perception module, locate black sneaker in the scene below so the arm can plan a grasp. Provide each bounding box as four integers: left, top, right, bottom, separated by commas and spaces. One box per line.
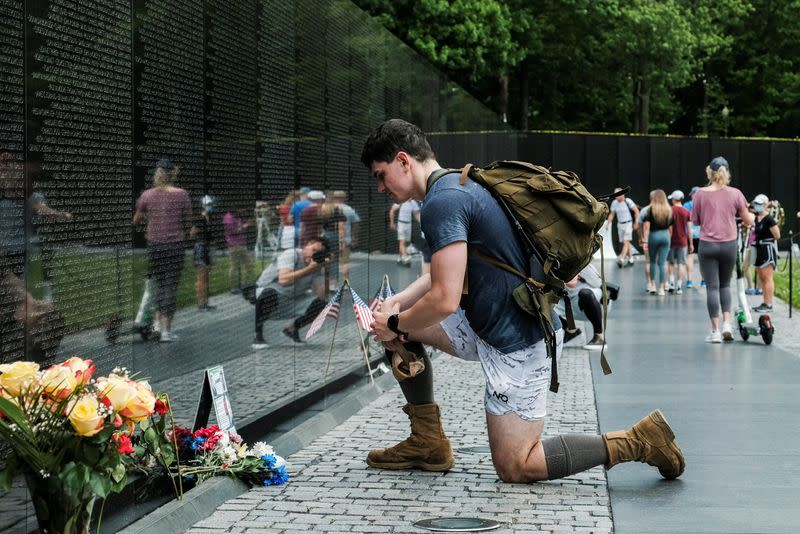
198, 304, 217, 312
283, 327, 304, 344
751, 303, 773, 313
563, 328, 582, 344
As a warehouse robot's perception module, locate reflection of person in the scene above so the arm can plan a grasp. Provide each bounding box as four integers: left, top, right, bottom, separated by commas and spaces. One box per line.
666, 190, 692, 294
691, 156, 754, 343
290, 187, 311, 242
606, 188, 640, 267
642, 190, 673, 296
277, 191, 296, 250
320, 193, 344, 290
333, 191, 360, 281
750, 194, 780, 313
362, 119, 684, 483
299, 190, 325, 246
133, 159, 192, 342
0, 260, 64, 362
0, 153, 28, 278
389, 200, 419, 266
250, 237, 330, 349
191, 195, 215, 311
223, 208, 254, 294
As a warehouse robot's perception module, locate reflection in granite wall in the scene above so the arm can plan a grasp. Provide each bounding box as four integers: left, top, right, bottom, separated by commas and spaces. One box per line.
0, 1, 501, 530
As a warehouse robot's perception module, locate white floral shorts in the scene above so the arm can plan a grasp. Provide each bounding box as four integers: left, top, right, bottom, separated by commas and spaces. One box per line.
440, 308, 563, 421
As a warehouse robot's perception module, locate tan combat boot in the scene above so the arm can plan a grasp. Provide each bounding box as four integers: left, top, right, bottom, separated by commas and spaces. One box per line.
603, 409, 685, 479
367, 403, 454, 471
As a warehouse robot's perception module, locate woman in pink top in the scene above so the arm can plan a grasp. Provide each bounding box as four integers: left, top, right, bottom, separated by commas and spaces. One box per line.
133, 160, 192, 342
690, 156, 754, 343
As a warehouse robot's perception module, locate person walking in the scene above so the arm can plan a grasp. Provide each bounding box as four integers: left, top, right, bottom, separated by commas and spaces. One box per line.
691, 156, 754, 343
666, 190, 692, 294
191, 195, 216, 311
133, 159, 192, 342
223, 208, 255, 294
642, 190, 673, 296
750, 194, 780, 312
332, 191, 360, 282
606, 188, 639, 267
389, 199, 420, 266
361, 119, 684, 484
683, 186, 702, 288
277, 191, 297, 250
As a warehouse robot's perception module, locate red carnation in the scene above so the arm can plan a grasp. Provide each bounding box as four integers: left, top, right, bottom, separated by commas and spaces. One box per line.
154, 399, 169, 416
113, 433, 135, 455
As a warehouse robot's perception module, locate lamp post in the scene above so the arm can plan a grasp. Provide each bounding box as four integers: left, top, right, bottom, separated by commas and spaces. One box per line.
721, 105, 730, 137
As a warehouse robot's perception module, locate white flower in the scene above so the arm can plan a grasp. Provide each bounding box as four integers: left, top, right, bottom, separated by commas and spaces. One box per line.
250, 441, 273, 457
236, 444, 249, 459
220, 445, 238, 464
216, 433, 230, 448
273, 455, 286, 469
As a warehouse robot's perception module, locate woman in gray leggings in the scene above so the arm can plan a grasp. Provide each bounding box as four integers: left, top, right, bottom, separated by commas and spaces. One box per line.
690, 157, 754, 343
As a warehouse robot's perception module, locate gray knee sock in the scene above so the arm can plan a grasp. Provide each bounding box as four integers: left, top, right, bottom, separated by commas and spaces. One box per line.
542, 435, 609, 480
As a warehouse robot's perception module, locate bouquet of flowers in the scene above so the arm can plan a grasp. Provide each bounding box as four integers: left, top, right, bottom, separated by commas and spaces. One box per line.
172, 425, 289, 487
0, 358, 160, 534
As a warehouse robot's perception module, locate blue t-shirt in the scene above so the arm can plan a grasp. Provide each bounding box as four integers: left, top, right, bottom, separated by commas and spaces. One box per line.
421, 171, 558, 353
290, 199, 311, 234
683, 199, 701, 239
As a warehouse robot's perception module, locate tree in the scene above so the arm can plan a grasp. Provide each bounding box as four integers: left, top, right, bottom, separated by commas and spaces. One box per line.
353, 0, 524, 124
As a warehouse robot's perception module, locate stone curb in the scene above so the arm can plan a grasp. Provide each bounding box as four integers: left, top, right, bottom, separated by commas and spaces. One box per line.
118, 361, 400, 534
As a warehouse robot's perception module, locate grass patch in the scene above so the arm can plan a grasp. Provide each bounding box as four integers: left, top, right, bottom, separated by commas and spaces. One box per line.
773, 258, 800, 307
27, 249, 267, 329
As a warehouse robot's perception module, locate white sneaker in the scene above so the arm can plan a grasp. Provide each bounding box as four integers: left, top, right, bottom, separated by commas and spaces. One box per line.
648, 283, 656, 294
721, 322, 734, 341
252, 341, 269, 350
658, 288, 665, 296
705, 330, 722, 343
159, 331, 175, 343
676, 287, 683, 295
628, 255, 635, 264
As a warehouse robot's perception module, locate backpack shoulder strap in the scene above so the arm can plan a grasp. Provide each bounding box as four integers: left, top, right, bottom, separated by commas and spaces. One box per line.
426, 164, 474, 193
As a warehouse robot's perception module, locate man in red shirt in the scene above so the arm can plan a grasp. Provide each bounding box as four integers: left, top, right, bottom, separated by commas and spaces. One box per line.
666, 190, 693, 294
299, 191, 325, 246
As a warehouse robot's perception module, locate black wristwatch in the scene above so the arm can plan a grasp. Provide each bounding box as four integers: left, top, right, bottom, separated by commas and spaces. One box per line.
387, 314, 409, 341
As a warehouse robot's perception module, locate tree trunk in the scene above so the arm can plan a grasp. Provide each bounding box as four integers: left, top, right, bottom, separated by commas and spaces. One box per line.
519, 59, 530, 131
499, 74, 509, 125
633, 77, 650, 133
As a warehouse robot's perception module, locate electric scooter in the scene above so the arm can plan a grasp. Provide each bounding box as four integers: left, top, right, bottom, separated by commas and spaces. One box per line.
735, 226, 774, 345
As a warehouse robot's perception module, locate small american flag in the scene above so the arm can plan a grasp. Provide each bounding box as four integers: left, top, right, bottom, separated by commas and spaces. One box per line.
304, 284, 344, 340
350, 286, 375, 331
368, 276, 395, 311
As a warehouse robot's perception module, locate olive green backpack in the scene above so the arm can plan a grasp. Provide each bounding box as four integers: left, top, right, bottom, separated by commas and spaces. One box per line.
428, 161, 619, 392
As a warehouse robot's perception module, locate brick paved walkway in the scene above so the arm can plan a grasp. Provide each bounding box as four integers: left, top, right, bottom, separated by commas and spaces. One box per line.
186, 346, 612, 533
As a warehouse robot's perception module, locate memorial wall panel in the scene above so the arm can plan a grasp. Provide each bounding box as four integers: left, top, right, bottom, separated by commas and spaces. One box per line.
26, 0, 133, 367
205, 0, 258, 214
258, 0, 296, 204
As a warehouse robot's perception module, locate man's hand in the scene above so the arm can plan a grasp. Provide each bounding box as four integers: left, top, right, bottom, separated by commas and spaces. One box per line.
633, 222, 640, 231
371, 309, 398, 342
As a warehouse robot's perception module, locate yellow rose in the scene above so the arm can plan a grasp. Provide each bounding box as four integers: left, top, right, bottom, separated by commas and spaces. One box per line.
41, 364, 78, 399
119, 381, 156, 422
68, 395, 105, 437
60, 357, 96, 386
0, 361, 40, 397
96, 375, 137, 412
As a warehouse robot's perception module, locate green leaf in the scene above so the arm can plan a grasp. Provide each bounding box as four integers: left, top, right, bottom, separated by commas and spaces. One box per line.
89, 472, 112, 498
144, 427, 157, 446
0, 465, 16, 492
139, 418, 151, 431
111, 462, 126, 483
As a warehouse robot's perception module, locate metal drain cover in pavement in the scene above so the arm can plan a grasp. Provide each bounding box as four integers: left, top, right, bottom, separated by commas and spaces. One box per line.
413, 517, 501, 532
457, 446, 491, 454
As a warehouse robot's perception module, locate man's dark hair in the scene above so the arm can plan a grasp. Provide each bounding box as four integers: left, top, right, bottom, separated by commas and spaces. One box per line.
360, 119, 434, 168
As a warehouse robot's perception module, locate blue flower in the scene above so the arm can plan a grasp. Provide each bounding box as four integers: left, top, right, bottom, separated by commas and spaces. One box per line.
189, 437, 205, 451
264, 465, 289, 486
260, 453, 276, 469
